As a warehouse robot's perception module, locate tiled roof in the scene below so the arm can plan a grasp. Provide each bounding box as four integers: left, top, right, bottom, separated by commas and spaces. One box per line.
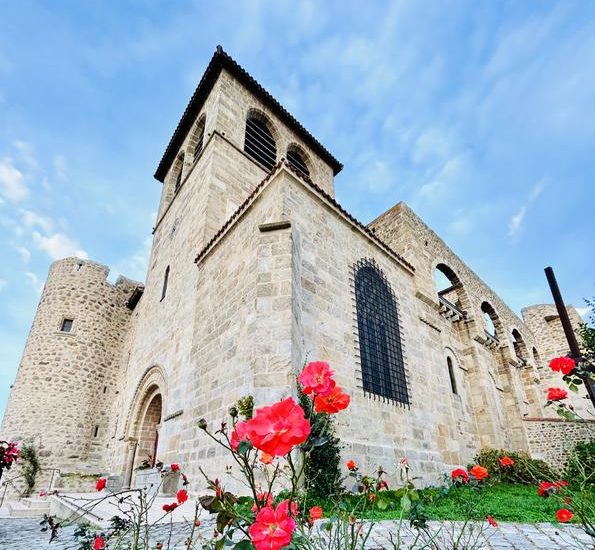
155, 46, 343, 183
194, 159, 415, 273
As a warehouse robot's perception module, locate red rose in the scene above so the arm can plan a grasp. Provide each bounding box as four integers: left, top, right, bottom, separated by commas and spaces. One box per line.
549, 357, 575, 376
346, 459, 357, 471
93, 536, 105, 550
314, 386, 350, 414
244, 397, 310, 457
469, 465, 489, 480
249, 500, 296, 550
556, 508, 574, 523
230, 421, 252, 451
309, 506, 323, 522
251, 492, 273, 512
298, 361, 336, 397
176, 489, 188, 504
554, 480, 569, 489
499, 456, 514, 467
547, 387, 568, 401
538, 481, 555, 497
95, 478, 107, 491
451, 468, 469, 483
487, 515, 498, 527
170, 463, 180, 472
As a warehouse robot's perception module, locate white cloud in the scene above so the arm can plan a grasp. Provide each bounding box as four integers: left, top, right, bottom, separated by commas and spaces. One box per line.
25, 272, 39, 286
418, 155, 467, 200
32, 231, 88, 260
15, 246, 31, 263
0, 158, 29, 202
576, 307, 589, 320
13, 140, 38, 169
508, 178, 546, 239
0, 279, 7, 292
53, 155, 67, 180
20, 209, 53, 232
115, 236, 151, 282
508, 205, 527, 238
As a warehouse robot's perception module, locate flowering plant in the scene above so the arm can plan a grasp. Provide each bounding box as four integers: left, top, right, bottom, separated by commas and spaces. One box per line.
0, 440, 19, 481
545, 356, 595, 420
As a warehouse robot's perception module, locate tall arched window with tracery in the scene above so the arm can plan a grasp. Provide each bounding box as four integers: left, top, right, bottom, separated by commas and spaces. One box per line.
354, 258, 409, 405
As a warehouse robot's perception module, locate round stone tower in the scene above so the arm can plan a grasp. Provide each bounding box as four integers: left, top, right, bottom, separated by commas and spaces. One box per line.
0, 258, 140, 478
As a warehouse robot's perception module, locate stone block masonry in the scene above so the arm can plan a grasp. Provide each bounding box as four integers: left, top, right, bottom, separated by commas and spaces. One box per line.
0, 258, 141, 488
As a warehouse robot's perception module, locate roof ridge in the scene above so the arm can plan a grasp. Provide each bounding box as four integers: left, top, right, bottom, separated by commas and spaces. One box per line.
195, 159, 414, 273
155, 46, 342, 182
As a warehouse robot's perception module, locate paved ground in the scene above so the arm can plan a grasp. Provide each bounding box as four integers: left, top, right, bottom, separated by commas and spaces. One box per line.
0, 517, 592, 549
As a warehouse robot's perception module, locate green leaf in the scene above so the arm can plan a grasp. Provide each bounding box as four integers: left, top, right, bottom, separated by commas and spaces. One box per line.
400, 493, 411, 513
233, 541, 253, 550
199, 494, 223, 513
216, 511, 234, 533
376, 493, 390, 511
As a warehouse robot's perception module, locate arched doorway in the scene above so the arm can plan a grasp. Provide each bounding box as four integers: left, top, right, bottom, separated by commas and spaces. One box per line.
135, 391, 162, 469
123, 366, 167, 488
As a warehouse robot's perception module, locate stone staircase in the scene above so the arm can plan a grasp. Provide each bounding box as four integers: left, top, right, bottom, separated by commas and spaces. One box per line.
5, 497, 50, 518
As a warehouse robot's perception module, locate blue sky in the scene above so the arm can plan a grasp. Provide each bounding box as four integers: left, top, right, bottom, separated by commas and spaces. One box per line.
1, 1, 594, 414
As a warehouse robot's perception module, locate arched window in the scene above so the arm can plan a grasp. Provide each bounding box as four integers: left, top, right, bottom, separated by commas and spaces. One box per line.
512, 329, 527, 362
481, 301, 499, 339
193, 117, 206, 161
354, 259, 409, 405
434, 263, 467, 318
174, 153, 184, 192
244, 116, 276, 171
287, 147, 310, 177
161, 266, 170, 301
447, 356, 458, 394
532, 346, 542, 368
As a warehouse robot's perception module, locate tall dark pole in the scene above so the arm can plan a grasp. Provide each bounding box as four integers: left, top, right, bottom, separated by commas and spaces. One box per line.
545, 266, 595, 409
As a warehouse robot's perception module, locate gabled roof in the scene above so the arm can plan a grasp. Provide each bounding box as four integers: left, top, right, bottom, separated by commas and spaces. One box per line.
194, 158, 414, 274
154, 46, 343, 183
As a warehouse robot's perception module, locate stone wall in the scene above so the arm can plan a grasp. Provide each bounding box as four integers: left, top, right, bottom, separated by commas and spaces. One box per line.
369, 203, 547, 452
524, 418, 594, 469
522, 304, 591, 418
0, 258, 140, 486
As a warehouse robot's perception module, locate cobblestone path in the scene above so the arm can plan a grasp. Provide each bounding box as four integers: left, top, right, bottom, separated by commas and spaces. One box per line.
0, 518, 592, 549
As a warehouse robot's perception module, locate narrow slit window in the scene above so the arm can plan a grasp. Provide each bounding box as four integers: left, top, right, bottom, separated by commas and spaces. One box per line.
354, 259, 409, 405
60, 318, 74, 333
447, 357, 458, 395
93, 425, 99, 438
244, 116, 276, 171
161, 266, 170, 301
194, 119, 205, 160
174, 154, 184, 192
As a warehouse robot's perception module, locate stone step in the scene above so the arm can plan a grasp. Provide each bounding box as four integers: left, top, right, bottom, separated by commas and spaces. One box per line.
6, 498, 50, 518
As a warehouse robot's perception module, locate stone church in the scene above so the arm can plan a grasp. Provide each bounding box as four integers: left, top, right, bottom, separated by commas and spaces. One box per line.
1, 46, 590, 493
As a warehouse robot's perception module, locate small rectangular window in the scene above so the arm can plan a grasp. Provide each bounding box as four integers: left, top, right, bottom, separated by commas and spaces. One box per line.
60, 318, 74, 333
93, 425, 99, 438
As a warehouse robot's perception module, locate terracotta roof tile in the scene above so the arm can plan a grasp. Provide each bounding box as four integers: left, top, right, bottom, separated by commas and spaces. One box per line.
194, 160, 415, 273
155, 46, 342, 182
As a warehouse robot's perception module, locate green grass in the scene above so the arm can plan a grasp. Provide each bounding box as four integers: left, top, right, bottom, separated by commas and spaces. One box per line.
313, 483, 591, 524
